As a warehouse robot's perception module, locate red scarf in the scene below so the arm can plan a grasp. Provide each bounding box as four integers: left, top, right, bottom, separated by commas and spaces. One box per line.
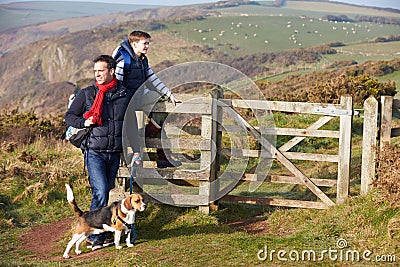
84, 77, 117, 126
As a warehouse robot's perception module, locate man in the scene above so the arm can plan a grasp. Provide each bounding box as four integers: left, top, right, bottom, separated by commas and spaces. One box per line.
112, 30, 182, 168
65, 55, 139, 250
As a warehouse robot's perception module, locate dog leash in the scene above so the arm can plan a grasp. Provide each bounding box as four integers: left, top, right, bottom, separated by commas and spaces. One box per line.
124, 155, 140, 244
130, 156, 141, 194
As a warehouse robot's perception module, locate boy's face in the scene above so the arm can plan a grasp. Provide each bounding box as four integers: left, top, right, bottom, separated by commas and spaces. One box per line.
132, 38, 150, 56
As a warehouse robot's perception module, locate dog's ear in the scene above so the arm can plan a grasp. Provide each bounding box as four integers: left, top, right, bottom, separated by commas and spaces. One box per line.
124, 196, 133, 210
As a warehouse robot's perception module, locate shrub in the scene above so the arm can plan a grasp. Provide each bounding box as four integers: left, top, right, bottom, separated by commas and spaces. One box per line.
306, 74, 397, 105
0, 111, 65, 144
373, 145, 400, 207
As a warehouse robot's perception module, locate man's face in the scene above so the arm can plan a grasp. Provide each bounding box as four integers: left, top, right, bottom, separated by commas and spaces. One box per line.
93, 61, 114, 85
132, 38, 150, 56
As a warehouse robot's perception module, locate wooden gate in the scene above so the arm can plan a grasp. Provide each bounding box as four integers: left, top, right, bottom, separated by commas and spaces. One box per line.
218, 95, 353, 209
113, 93, 354, 212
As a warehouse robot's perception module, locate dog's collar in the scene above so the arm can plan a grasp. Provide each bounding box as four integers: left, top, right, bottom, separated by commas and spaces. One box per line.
113, 205, 132, 229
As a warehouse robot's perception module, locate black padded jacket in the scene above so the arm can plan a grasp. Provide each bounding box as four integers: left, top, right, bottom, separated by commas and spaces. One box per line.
64, 81, 134, 152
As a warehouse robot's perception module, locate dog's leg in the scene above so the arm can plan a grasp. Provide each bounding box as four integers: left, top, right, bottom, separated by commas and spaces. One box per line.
74, 234, 87, 255
63, 233, 84, 258
125, 229, 133, 247
125, 225, 136, 247
114, 230, 123, 249
129, 224, 137, 247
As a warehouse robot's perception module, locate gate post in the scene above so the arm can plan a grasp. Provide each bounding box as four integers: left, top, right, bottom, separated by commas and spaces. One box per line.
198, 89, 223, 214
337, 96, 353, 204
199, 110, 212, 214
209, 88, 223, 210
380, 96, 393, 149
361, 96, 379, 195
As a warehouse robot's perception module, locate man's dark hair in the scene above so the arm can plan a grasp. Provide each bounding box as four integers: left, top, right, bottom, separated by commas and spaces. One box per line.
94, 55, 117, 70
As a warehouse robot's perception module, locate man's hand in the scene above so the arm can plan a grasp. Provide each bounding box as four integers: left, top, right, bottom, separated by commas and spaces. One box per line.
84, 116, 95, 127
169, 94, 182, 106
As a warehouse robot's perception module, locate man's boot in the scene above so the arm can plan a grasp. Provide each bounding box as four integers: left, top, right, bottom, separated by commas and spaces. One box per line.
145, 118, 182, 168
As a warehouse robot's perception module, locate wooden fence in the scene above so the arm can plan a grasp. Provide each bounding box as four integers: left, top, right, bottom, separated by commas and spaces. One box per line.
113, 92, 359, 213
361, 96, 400, 194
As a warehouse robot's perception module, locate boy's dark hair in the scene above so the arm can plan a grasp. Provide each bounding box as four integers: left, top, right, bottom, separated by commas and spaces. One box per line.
128, 30, 151, 43
93, 55, 117, 70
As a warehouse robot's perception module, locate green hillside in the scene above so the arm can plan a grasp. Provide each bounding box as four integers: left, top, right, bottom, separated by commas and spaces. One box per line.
226, 1, 400, 18
167, 15, 400, 56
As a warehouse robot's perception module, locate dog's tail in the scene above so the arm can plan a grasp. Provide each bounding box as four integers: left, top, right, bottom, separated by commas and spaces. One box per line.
65, 184, 83, 217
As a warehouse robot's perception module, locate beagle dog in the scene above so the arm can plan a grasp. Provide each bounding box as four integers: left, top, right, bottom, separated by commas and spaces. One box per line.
63, 184, 146, 259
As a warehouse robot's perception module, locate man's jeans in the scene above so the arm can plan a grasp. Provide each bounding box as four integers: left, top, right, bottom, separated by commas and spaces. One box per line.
85, 149, 121, 211
85, 149, 120, 244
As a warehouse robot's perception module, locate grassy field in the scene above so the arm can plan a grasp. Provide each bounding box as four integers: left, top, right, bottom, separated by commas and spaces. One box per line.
221, 1, 400, 18
163, 6, 399, 96
0, 140, 399, 266
166, 15, 400, 56
165, 14, 400, 96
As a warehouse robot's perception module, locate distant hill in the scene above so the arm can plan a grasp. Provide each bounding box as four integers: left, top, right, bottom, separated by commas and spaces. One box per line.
0, 1, 163, 32
0, 5, 221, 116
0, 3, 217, 55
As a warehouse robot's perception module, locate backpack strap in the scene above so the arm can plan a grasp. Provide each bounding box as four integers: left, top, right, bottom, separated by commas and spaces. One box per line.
115, 47, 131, 76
